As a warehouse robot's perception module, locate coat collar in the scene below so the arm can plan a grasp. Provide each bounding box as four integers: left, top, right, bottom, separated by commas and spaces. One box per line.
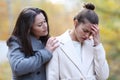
58, 30, 94, 75
30, 35, 44, 51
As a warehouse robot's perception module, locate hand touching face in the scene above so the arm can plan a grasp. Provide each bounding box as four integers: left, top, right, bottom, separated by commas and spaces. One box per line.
74, 21, 100, 46
91, 24, 100, 46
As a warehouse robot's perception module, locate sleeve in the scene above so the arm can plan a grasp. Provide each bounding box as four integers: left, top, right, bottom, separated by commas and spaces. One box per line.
46, 48, 60, 80
93, 43, 109, 80
7, 40, 52, 76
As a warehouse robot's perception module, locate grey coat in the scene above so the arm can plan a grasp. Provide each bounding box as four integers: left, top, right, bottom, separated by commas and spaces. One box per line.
7, 36, 52, 80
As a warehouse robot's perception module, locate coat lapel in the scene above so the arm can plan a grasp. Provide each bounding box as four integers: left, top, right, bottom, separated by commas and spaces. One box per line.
60, 41, 85, 74
58, 30, 85, 76
30, 36, 44, 51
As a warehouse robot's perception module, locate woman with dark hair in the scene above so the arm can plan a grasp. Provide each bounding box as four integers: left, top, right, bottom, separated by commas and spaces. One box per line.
7, 7, 58, 80
46, 3, 109, 80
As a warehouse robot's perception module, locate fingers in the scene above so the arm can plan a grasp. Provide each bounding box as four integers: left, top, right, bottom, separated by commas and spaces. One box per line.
91, 24, 99, 36
51, 38, 59, 46
90, 24, 100, 46
50, 37, 59, 51
47, 37, 55, 44
46, 37, 59, 53
52, 43, 59, 52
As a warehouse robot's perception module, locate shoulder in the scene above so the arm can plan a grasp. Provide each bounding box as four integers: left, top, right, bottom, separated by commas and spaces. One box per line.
7, 36, 19, 43
56, 30, 70, 43
7, 35, 21, 48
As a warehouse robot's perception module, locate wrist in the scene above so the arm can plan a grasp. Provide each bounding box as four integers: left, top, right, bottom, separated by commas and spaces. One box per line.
93, 42, 100, 47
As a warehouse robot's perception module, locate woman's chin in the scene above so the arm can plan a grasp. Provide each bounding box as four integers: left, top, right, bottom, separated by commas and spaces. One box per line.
42, 33, 48, 36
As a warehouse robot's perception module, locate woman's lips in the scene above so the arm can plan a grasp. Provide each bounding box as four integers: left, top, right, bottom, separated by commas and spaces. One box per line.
43, 30, 47, 32
81, 37, 87, 40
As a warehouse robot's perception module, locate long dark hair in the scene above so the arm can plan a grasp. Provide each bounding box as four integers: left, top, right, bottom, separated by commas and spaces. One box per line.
74, 3, 99, 25
7, 7, 50, 56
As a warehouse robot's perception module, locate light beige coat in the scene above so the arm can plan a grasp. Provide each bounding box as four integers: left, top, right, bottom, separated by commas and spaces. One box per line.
46, 30, 109, 80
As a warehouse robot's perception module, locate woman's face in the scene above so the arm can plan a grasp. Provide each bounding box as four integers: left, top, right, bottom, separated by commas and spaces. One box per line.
31, 13, 48, 39
74, 21, 92, 43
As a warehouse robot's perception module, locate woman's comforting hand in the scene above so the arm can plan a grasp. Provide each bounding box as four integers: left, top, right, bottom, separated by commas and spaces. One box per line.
45, 37, 59, 53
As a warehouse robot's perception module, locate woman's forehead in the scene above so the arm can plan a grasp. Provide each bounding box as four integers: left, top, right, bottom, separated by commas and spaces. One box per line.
35, 13, 45, 21
82, 22, 92, 30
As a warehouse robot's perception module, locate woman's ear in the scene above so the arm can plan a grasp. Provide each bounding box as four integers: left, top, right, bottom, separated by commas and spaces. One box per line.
74, 19, 78, 28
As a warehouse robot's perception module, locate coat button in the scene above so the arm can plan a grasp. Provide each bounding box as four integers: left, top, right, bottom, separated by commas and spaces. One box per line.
36, 71, 40, 75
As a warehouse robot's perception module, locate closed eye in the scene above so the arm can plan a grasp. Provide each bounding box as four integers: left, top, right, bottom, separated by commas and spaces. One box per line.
83, 29, 92, 36
83, 29, 89, 33
38, 24, 42, 27
38, 20, 46, 27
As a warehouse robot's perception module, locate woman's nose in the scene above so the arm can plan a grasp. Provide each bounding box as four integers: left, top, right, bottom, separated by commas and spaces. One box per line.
85, 33, 90, 38
42, 23, 47, 30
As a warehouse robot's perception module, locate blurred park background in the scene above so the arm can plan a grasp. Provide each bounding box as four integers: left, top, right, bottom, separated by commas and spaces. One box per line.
0, 0, 120, 80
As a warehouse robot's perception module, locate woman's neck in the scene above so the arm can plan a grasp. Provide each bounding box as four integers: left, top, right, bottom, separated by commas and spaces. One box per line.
69, 29, 77, 41
69, 29, 84, 45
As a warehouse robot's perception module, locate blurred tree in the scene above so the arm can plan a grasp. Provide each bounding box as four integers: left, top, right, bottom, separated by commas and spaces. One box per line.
0, 0, 9, 40
6, 0, 14, 34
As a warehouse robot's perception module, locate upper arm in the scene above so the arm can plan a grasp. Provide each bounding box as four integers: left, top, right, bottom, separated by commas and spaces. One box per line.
46, 48, 60, 80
